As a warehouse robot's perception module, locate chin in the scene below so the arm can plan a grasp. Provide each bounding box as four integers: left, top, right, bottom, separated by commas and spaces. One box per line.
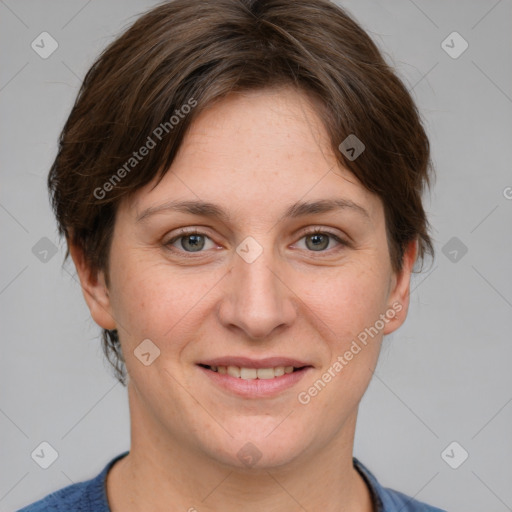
201, 422, 311, 470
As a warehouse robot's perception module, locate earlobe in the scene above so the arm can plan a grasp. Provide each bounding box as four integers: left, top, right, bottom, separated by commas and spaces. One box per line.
68, 241, 117, 331
382, 239, 418, 336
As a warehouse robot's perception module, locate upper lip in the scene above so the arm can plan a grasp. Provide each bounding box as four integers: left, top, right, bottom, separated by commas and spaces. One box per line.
198, 356, 312, 369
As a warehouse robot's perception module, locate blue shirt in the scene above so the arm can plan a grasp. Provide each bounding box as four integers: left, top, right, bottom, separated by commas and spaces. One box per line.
17, 451, 446, 511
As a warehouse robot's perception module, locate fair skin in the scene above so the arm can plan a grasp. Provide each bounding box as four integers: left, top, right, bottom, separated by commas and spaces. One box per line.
70, 86, 417, 512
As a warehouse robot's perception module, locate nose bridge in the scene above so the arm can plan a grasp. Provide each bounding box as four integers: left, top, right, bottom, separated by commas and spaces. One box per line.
219, 235, 295, 339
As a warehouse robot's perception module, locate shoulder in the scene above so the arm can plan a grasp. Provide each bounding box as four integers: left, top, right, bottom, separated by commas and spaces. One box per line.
353, 457, 447, 512
378, 485, 447, 512
16, 481, 93, 512
16, 452, 129, 512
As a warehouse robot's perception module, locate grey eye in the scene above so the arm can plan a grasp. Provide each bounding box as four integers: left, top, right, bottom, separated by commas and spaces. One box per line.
179, 234, 206, 252
305, 233, 330, 251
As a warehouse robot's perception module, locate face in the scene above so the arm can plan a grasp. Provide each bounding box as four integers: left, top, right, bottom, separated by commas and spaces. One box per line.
74, 86, 416, 470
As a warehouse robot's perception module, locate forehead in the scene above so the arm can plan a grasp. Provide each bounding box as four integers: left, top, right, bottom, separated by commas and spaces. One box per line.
180, 86, 331, 163
124, 87, 381, 225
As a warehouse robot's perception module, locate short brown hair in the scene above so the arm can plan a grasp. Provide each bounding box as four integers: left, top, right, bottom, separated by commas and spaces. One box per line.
49, 0, 435, 386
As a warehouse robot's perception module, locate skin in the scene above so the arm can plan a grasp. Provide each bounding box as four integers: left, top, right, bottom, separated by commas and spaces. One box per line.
70, 86, 417, 512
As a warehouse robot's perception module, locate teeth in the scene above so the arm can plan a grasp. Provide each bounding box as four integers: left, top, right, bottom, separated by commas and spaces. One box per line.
241, 367, 257, 379
227, 366, 240, 378
256, 368, 275, 379
274, 366, 285, 377
209, 365, 299, 379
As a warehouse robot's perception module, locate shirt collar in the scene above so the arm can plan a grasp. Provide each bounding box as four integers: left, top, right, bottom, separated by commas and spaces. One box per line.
353, 456, 385, 511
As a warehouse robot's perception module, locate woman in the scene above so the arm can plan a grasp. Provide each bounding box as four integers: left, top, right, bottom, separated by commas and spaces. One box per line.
19, 0, 446, 510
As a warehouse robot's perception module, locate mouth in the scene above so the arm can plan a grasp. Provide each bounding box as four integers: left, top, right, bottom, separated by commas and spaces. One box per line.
198, 363, 309, 380
196, 359, 313, 398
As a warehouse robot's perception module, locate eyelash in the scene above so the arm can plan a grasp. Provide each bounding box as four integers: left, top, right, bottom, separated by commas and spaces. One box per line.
164, 227, 348, 258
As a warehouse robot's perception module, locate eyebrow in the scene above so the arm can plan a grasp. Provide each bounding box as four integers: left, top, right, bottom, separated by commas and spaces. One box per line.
135, 198, 371, 224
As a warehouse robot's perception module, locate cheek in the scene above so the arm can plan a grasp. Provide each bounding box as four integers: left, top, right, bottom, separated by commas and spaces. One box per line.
297, 263, 390, 340
295, 269, 387, 416
295, 265, 388, 397
297, 271, 386, 438
108, 257, 209, 346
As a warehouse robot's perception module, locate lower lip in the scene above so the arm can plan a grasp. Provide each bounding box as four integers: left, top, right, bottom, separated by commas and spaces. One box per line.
197, 365, 312, 398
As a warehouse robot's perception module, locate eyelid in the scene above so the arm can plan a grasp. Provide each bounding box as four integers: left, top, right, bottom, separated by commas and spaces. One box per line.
296, 225, 346, 239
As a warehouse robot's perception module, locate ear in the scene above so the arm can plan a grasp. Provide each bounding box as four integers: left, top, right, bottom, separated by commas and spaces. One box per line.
68, 241, 117, 331
382, 239, 418, 336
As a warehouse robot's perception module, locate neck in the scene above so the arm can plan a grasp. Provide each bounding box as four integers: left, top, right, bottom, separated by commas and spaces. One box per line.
106, 385, 374, 512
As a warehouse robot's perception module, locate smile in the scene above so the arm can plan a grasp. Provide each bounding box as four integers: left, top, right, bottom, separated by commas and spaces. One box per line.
199, 364, 304, 379
197, 364, 312, 398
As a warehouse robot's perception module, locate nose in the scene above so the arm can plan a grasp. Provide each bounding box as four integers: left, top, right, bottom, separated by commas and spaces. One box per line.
217, 243, 297, 340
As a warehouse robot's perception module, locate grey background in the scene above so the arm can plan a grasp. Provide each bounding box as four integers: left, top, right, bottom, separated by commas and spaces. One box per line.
1, 1, 511, 511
